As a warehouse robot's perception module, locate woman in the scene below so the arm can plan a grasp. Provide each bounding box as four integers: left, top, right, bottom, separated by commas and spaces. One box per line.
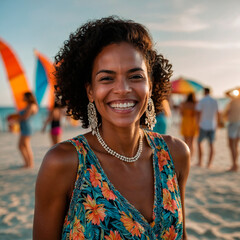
33, 17, 190, 239
42, 101, 63, 145
180, 93, 198, 156
18, 91, 38, 168
153, 99, 171, 134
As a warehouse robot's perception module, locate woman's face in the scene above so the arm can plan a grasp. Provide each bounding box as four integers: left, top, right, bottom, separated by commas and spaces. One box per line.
87, 42, 151, 129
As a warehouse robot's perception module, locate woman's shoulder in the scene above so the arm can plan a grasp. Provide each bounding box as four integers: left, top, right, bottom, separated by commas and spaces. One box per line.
38, 142, 79, 187
42, 141, 78, 168
29, 102, 38, 114
35, 142, 79, 214
162, 135, 190, 177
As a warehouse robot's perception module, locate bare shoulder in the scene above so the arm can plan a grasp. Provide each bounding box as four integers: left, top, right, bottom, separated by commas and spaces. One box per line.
41, 142, 78, 169
37, 142, 79, 196
30, 103, 38, 114
162, 135, 190, 179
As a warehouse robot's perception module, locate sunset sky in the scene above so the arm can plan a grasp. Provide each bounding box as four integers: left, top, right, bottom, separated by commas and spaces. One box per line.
0, 0, 240, 106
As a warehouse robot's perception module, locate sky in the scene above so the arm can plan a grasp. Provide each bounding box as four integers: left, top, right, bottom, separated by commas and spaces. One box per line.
0, 0, 240, 106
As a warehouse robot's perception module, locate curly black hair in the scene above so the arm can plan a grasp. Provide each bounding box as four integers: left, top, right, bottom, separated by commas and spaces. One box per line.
54, 16, 172, 128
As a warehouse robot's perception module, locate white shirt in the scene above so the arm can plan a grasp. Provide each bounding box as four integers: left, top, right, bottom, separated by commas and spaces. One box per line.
196, 95, 218, 130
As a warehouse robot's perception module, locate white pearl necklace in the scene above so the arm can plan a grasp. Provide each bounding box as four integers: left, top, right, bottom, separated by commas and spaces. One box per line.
96, 127, 143, 163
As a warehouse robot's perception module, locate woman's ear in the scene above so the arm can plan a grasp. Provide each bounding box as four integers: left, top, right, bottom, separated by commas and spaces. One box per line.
85, 83, 94, 102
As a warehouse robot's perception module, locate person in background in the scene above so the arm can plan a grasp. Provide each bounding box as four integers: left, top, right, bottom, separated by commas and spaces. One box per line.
18, 92, 38, 168
222, 93, 240, 171
196, 87, 219, 168
42, 101, 63, 145
180, 92, 198, 156
33, 16, 190, 239
153, 99, 171, 134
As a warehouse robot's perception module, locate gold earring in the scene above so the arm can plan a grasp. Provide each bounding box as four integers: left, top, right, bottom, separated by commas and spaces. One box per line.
87, 101, 98, 135
145, 98, 156, 130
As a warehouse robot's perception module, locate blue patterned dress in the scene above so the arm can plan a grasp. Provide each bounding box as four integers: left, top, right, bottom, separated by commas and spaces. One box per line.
62, 130, 183, 239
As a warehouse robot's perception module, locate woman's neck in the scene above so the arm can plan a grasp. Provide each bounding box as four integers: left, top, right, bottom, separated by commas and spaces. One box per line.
99, 124, 142, 158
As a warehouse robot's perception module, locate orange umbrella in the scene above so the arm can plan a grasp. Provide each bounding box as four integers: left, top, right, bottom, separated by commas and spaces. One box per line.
171, 77, 204, 94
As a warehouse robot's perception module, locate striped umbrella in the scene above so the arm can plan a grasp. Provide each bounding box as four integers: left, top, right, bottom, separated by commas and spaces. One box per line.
171, 77, 204, 94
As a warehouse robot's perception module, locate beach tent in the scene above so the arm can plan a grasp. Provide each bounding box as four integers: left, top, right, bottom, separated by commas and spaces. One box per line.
0, 38, 30, 111
34, 50, 56, 109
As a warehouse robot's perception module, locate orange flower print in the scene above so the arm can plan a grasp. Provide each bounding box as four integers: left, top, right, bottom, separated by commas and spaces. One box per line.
83, 195, 106, 225
75, 140, 87, 156
178, 208, 183, 224
167, 178, 175, 192
172, 174, 178, 191
162, 189, 177, 213
101, 182, 116, 200
105, 230, 122, 240
149, 211, 156, 228
158, 149, 170, 171
69, 220, 85, 240
88, 164, 102, 188
63, 216, 70, 226
162, 225, 177, 240
120, 212, 144, 237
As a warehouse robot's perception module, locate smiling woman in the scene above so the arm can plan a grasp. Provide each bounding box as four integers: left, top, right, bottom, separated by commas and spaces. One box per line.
33, 16, 190, 240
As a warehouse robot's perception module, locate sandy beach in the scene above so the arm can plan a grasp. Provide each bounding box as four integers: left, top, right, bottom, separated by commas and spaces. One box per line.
0, 124, 239, 239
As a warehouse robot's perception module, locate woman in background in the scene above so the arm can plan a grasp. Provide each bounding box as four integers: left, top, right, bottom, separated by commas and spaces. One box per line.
153, 99, 171, 134
18, 91, 38, 168
180, 92, 198, 156
42, 101, 63, 145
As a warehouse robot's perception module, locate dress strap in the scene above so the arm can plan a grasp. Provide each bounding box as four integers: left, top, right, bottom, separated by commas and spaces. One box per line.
144, 130, 177, 174
66, 135, 88, 187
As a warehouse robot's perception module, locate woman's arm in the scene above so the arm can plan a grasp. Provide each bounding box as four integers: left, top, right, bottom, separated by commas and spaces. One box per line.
20, 103, 38, 120
163, 135, 191, 240
33, 143, 78, 240
42, 111, 53, 132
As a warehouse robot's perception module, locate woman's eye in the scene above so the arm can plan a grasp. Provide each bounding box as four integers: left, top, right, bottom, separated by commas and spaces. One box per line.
130, 75, 144, 80
100, 76, 113, 81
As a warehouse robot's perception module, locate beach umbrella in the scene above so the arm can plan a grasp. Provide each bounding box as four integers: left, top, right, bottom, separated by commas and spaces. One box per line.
225, 86, 240, 98
171, 77, 204, 94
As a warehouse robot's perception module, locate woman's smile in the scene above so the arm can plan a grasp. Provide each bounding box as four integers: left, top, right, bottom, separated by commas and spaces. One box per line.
108, 100, 137, 112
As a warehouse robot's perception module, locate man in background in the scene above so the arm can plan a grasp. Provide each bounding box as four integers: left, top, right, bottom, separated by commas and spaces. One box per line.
196, 88, 220, 168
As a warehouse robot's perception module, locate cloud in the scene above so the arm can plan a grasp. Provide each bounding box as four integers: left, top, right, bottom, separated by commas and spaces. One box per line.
146, 5, 209, 32
157, 41, 240, 49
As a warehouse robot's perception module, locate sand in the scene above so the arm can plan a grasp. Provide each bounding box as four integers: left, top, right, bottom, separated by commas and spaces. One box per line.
0, 124, 239, 239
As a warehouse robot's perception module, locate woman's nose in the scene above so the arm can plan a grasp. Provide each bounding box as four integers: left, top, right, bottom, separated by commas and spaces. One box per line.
113, 78, 132, 94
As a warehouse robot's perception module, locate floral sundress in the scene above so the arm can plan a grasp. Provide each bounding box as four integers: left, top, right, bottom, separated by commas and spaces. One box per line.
62, 130, 183, 239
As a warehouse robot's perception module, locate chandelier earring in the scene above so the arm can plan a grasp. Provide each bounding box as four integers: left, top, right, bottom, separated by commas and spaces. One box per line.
87, 101, 98, 135
145, 97, 156, 130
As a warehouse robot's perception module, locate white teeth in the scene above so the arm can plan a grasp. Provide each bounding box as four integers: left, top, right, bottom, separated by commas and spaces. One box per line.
110, 102, 135, 109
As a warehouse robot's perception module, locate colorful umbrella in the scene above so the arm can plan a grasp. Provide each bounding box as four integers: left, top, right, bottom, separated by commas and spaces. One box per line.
171, 77, 204, 94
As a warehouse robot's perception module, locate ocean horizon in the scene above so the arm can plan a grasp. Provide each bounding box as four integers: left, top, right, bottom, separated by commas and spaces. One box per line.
0, 106, 48, 132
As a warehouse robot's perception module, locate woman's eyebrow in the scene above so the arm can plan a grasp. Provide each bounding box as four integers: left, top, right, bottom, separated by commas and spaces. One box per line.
96, 70, 115, 76
96, 67, 144, 76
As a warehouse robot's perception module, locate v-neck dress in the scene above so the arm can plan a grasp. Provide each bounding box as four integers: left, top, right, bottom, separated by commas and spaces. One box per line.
62, 130, 183, 239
